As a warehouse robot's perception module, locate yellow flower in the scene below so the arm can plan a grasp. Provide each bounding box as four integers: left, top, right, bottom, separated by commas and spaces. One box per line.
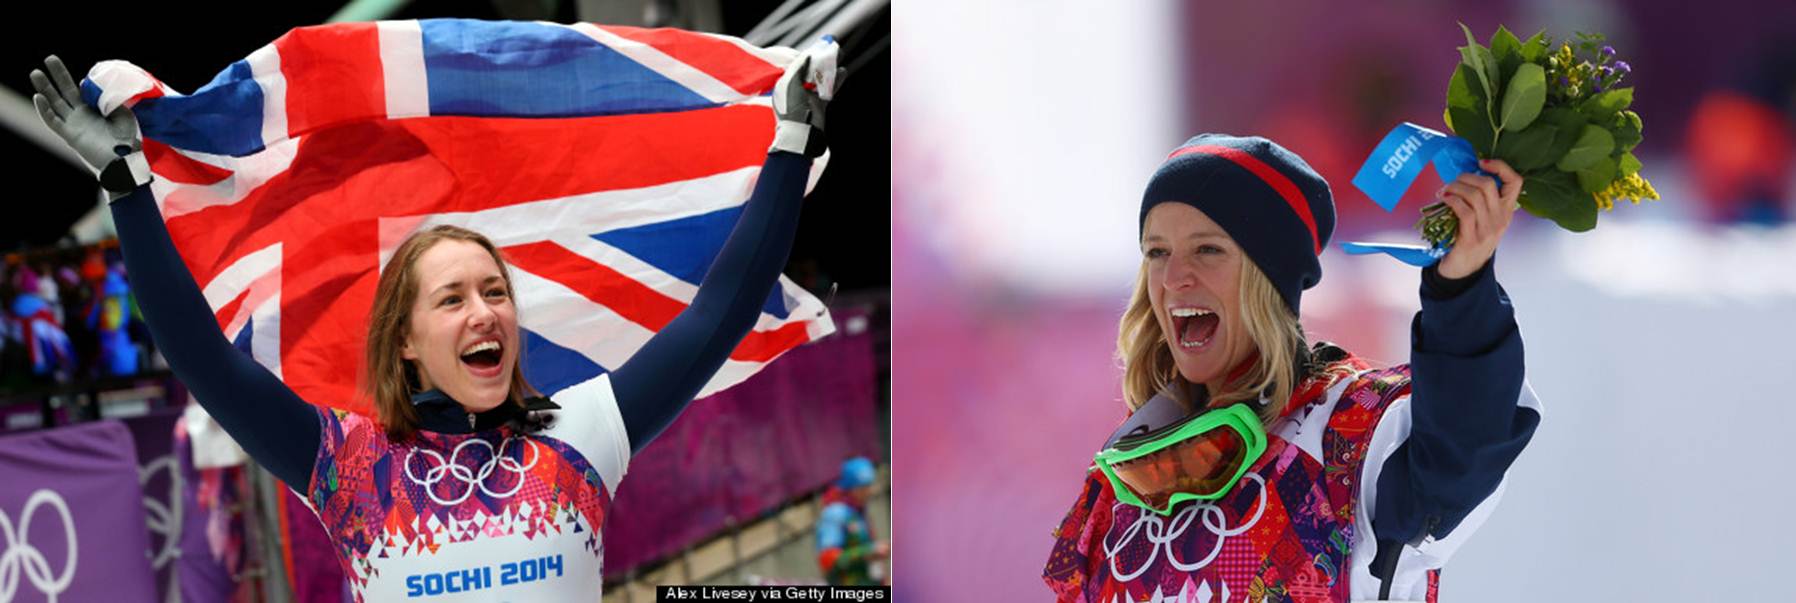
1593, 173, 1661, 211
1633, 174, 1660, 202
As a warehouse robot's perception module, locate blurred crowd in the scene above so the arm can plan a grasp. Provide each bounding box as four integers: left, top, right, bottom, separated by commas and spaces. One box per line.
0, 239, 158, 394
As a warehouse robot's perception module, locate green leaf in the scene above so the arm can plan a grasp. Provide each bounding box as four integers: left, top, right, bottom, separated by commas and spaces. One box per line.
1520, 170, 1598, 232
1476, 45, 1501, 114
1447, 62, 1495, 155
1618, 151, 1643, 176
1492, 25, 1523, 79
1448, 105, 1496, 157
1458, 23, 1498, 113
1491, 26, 1522, 59
1555, 124, 1615, 171
1459, 45, 1496, 106
1499, 63, 1547, 130
1612, 110, 1643, 151
1519, 30, 1548, 63
1460, 22, 1481, 50
1576, 156, 1617, 193
1494, 121, 1557, 171
1497, 54, 1522, 88
1579, 87, 1634, 121
1444, 107, 1455, 131
1541, 107, 1588, 167
1446, 63, 1483, 111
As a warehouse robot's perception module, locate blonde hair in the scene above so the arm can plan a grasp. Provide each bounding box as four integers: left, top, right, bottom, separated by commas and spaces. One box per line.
363, 225, 539, 441
1117, 257, 1312, 422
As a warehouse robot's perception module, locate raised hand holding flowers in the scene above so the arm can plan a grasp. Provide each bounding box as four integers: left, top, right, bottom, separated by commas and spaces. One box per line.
1422, 25, 1658, 247
1434, 158, 1524, 279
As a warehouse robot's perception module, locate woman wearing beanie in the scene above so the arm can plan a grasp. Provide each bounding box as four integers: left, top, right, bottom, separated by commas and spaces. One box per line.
1043, 134, 1542, 602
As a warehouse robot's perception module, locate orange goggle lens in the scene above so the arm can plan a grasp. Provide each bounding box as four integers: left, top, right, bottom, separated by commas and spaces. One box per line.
1104, 426, 1247, 510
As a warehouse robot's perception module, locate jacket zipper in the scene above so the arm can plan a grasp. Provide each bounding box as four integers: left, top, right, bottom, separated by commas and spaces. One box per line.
1379, 515, 1442, 599
1410, 515, 1440, 547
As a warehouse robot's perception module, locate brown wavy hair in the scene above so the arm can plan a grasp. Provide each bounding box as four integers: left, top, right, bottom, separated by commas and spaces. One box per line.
363, 225, 539, 440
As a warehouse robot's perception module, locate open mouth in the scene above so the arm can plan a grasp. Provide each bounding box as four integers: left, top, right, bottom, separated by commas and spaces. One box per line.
1170, 307, 1219, 349
459, 340, 504, 372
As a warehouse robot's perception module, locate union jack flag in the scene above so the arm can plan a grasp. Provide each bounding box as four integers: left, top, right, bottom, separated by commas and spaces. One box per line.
80, 19, 835, 414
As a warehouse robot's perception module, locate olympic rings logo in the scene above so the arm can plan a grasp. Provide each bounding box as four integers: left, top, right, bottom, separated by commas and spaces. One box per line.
139, 454, 182, 573
1103, 472, 1267, 582
0, 489, 78, 602
404, 437, 541, 506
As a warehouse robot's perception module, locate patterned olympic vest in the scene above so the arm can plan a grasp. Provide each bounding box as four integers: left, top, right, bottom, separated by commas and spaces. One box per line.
305, 375, 630, 602
1044, 355, 1433, 603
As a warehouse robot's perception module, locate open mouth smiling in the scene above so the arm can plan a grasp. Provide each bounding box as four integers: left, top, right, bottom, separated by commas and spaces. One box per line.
1169, 306, 1219, 349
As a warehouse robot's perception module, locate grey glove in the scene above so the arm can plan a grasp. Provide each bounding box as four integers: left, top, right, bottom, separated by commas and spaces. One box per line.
30, 55, 149, 193
770, 44, 844, 157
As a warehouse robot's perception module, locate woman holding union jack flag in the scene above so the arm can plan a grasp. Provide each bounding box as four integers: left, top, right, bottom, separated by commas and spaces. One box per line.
1043, 135, 1543, 602
30, 29, 840, 601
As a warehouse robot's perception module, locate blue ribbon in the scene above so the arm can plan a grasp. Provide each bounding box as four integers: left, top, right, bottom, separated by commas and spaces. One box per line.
1343, 122, 1490, 267
1339, 242, 1448, 266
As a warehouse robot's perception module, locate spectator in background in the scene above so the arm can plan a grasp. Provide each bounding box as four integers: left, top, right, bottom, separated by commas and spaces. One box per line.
816, 456, 888, 586
89, 268, 139, 376
0, 263, 25, 392
36, 263, 61, 325
113, 260, 158, 371
55, 266, 85, 315
1684, 37, 1796, 225
81, 248, 106, 285
55, 263, 98, 379
11, 264, 74, 382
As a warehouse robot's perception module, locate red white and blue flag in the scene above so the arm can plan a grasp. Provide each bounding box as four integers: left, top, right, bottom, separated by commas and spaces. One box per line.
80, 19, 835, 415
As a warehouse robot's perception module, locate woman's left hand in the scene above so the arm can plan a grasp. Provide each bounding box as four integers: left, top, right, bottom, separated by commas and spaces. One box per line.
1436, 158, 1523, 279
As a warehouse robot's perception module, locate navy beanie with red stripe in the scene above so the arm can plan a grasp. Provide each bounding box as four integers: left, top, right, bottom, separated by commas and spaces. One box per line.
1140, 134, 1335, 316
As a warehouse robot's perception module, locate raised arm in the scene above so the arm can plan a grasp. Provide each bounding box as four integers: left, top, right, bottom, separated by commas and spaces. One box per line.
1375, 258, 1539, 542
608, 47, 837, 452
1365, 160, 1542, 596
608, 151, 810, 451
31, 56, 320, 488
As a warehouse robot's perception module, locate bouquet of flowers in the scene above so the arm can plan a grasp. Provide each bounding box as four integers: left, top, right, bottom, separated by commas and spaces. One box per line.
1420, 25, 1660, 246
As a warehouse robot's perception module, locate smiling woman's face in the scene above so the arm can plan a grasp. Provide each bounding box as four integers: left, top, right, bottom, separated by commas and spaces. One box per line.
1142, 203, 1255, 393
401, 239, 520, 413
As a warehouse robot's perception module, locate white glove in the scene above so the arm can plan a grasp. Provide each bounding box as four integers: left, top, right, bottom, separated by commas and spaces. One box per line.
30, 55, 150, 193
770, 38, 843, 157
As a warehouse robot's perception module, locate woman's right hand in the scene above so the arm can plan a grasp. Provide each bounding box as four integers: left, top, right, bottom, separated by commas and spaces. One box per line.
29, 55, 141, 175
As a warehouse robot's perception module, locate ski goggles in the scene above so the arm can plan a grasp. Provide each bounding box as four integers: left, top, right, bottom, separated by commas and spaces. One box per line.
1093, 400, 1267, 516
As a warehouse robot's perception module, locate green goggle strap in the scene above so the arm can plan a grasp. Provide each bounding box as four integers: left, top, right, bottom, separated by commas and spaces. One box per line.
1092, 403, 1268, 516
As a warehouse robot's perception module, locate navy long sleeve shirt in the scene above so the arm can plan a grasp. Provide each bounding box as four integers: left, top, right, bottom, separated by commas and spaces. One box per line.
110, 151, 813, 488
1372, 257, 1541, 545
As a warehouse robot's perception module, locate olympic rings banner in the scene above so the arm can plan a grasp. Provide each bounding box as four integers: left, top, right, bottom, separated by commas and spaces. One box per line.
0, 420, 157, 603
122, 410, 183, 603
